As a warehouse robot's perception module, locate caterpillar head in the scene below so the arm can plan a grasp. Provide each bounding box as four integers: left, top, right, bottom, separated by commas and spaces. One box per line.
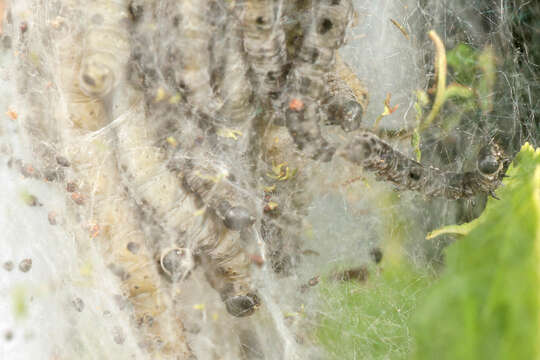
477, 143, 507, 178
79, 53, 117, 98
160, 247, 195, 282
224, 293, 260, 317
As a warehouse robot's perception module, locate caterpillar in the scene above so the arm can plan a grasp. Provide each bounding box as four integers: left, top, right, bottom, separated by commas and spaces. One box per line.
240, 0, 287, 102
282, 0, 355, 161
121, 2, 260, 317
113, 93, 260, 317
340, 132, 509, 199
129, 0, 259, 229
155, 0, 220, 117
18, 1, 196, 357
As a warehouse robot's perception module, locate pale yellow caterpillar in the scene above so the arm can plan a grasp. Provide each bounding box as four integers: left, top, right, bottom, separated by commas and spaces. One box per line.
58, 136, 194, 358
20, 1, 196, 357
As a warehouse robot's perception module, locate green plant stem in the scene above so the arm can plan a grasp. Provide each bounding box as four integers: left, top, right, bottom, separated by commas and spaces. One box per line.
420, 31, 447, 131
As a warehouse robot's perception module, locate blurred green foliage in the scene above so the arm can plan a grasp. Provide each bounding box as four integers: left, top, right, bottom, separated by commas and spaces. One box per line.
412, 143, 540, 360
447, 43, 477, 85
316, 143, 540, 359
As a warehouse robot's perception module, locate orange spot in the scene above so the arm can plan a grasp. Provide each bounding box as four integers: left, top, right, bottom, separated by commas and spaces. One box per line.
71, 192, 84, 205
289, 98, 304, 111
89, 224, 100, 238
6, 109, 18, 120
249, 254, 265, 267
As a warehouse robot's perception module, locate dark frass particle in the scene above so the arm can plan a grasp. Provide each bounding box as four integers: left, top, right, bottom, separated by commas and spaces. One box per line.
3, 261, 14, 271
370, 247, 383, 264
19, 21, 28, 34
224, 293, 260, 317
18, 259, 32, 272
72, 297, 85, 312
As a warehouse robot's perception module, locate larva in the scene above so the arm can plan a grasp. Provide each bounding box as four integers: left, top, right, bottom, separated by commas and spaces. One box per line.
129, 1, 259, 231
240, 0, 287, 102
113, 90, 260, 317
214, 15, 257, 127
58, 138, 194, 358
156, 0, 220, 116
282, 0, 355, 161
40, 2, 195, 356
340, 132, 509, 199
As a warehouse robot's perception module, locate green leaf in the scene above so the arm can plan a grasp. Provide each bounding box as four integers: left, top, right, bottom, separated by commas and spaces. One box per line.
446, 43, 478, 85
412, 143, 540, 360
425, 219, 480, 239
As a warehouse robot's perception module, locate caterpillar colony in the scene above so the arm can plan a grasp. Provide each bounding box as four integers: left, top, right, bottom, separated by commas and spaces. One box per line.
8, 0, 508, 358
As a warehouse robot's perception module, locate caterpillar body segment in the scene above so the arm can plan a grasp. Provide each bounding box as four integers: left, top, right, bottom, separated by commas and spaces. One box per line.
14, 3, 63, 171
203, 17, 260, 228
340, 132, 508, 199
155, 0, 220, 116
282, 0, 355, 161
53, 24, 109, 132
126, 3, 260, 306
241, 0, 287, 102
79, 0, 131, 98
257, 124, 317, 274
215, 19, 257, 127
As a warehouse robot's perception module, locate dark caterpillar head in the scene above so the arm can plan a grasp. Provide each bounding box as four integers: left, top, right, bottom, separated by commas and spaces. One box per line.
160, 247, 195, 281
224, 293, 260, 317
326, 98, 363, 132
477, 144, 505, 177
